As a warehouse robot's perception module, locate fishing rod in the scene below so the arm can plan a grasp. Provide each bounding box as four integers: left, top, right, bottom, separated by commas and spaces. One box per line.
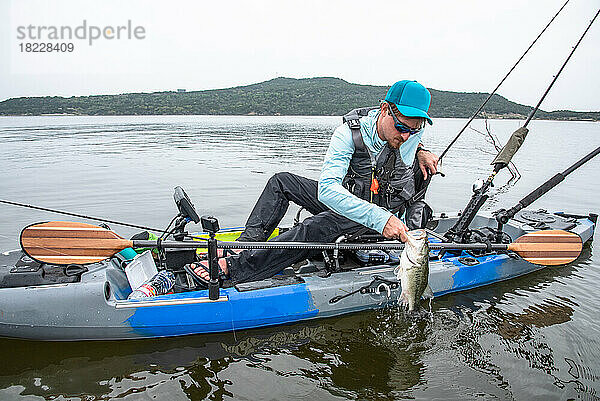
445, 7, 600, 243
0, 199, 164, 233
0, 4, 574, 243
349, 1, 575, 238
439, 0, 571, 161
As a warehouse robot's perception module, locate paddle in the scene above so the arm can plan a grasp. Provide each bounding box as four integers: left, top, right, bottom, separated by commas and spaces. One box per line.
20, 221, 583, 266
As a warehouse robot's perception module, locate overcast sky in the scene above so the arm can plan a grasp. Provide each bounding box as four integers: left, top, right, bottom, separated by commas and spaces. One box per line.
1, 0, 598, 111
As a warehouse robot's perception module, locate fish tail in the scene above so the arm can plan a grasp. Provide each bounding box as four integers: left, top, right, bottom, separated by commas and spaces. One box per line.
422, 285, 434, 300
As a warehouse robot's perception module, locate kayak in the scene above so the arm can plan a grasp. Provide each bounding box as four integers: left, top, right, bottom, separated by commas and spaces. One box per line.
0, 209, 595, 341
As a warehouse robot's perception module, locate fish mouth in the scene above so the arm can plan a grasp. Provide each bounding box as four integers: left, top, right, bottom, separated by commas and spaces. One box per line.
407, 229, 426, 241
405, 229, 428, 252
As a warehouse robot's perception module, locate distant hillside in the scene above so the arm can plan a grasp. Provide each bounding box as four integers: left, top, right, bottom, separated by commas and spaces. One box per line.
0, 77, 598, 121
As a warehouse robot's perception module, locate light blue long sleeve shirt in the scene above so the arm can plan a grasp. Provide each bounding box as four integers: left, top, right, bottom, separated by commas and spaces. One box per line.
317, 109, 423, 233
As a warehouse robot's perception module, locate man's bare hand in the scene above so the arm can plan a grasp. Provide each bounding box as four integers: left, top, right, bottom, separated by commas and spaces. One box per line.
382, 215, 409, 242
417, 150, 439, 180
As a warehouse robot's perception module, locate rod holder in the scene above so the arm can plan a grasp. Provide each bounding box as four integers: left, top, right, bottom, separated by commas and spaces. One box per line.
207, 232, 219, 301
201, 215, 221, 301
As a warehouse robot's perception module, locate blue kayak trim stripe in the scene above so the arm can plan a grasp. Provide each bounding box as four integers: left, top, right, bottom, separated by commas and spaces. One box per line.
437, 253, 542, 296
125, 283, 318, 337
446, 253, 505, 295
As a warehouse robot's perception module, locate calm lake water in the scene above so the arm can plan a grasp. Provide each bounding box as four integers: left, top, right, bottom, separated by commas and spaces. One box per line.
0, 115, 599, 400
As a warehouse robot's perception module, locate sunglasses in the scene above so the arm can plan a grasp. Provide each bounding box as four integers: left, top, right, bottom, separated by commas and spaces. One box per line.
387, 103, 423, 135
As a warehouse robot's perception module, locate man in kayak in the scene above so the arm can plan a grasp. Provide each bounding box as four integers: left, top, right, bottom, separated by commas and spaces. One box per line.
186, 80, 438, 285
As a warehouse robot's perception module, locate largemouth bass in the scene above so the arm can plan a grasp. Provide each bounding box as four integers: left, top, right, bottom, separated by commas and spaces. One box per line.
394, 229, 433, 312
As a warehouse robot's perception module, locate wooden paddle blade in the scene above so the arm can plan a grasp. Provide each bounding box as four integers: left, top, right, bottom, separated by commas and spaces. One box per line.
508, 230, 583, 266
20, 221, 133, 265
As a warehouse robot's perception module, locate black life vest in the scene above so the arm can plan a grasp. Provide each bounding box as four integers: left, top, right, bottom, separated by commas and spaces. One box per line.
341, 107, 416, 212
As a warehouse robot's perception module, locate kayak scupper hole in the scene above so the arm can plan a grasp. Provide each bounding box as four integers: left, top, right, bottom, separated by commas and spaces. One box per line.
458, 257, 479, 266
104, 281, 111, 301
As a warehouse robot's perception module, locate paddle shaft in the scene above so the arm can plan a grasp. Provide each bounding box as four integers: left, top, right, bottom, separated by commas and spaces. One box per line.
134, 239, 506, 252
140, 230, 583, 266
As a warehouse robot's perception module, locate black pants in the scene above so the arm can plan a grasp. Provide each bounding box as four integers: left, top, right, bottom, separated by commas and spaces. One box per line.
227, 172, 376, 284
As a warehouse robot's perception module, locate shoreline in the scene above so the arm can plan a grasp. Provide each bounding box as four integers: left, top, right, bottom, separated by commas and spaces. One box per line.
0, 114, 598, 122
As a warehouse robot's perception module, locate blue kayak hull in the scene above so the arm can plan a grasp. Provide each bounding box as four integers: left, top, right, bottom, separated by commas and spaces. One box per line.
0, 211, 595, 341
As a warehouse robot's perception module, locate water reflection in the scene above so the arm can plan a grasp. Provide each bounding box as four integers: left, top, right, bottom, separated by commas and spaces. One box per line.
431, 246, 598, 400
0, 319, 423, 400
492, 298, 575, 340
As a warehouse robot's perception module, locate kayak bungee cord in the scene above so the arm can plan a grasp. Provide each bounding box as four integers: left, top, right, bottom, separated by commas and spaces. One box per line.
445, 7, 600, 242
0, 199, 164, 233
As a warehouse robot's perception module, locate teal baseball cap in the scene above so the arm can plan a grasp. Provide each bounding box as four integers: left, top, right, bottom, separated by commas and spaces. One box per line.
384, 80, 433, 125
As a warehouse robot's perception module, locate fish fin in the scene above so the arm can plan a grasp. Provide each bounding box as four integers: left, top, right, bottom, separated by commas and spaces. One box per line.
399, 290, 408, 306
421, 285, 434, 300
